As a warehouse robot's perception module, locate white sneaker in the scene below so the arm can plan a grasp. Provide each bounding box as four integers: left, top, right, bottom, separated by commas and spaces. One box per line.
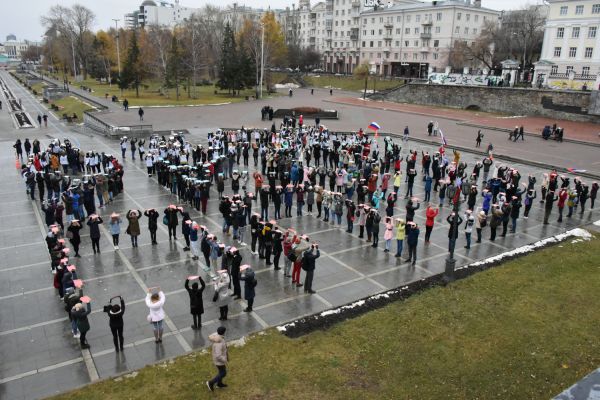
114, 245, 119, 250
74, 333, 80, 338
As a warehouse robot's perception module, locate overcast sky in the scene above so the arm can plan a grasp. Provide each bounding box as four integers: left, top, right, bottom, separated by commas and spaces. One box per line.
1, 0, 542, 42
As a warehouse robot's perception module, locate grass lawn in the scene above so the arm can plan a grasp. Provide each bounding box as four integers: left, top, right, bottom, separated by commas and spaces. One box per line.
304, 74, 404, 92
30, 81, 48, 95
49, 232, 600, 400
70, 78, 277, 107
48, 96, 95, 121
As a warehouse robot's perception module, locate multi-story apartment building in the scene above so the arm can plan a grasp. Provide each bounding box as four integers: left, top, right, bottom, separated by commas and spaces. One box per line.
534, 0, 600, 85
320, 0, 500, 76
2, 34, 36, 60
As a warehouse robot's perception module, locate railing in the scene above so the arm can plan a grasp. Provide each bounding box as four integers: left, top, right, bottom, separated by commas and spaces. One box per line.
420, 32, 432, 39
422, 19, 433, 26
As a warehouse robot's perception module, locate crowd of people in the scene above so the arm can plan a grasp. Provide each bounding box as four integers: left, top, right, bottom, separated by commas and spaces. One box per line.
13, 120, 598, 392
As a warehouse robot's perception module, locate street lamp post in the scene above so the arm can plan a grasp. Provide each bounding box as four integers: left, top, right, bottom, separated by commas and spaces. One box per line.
259, 22, 265, 99
113, 19, 122, 94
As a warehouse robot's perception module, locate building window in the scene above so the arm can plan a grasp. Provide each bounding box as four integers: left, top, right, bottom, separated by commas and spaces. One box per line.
362, 41, 366, 47
413, 53, 418, 60
405, 40, 409, 46
572, 27, 580, 38
394, 53, 399, 59
397, 16, 401, 22
363, 18, 367, 24
593, 4, 600, 13
464, 27, 469, 34
575, 5, 584, 14
457, 12, 461, 20
583, 66, 590, 75
436, 12, 442, 21
377, 52, 381, 58
554, 47, 562, 57
566, 65, 573, 74
422, 53, 427, 60
560, 6, 568, 15
455, 26, 460, 34
474, 15, 479, 22
378, 29, 382, 34
414, 27, 419, 34
557, 27, 564, 38
551, 65, 558, 74
473, 28, 478, 34
396, 28, 401, 34
416, 15, 421, 22
466, 14, 470, 21
434, 39, 439, 47
405, 27, 410, 34
569, 47, 577, 57
435, 26, 441, 33
378, 41, 382, 46
433, 53, 439, 60
414, 40, 419, 46
380, 17, 383, 22
404, 53, 408, 59
370, 41, 374, 47
589, 26, 597, 37
585, 47, 593, 58
395, 40, 400, 46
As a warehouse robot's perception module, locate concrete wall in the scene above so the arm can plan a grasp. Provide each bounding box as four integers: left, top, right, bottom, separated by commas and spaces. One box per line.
380, 83, 600, 123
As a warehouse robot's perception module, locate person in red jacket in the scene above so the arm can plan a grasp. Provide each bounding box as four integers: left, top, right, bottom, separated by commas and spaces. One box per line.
557, 187, 568, 222
424, 204, 439, 243
253, 172, 263, 198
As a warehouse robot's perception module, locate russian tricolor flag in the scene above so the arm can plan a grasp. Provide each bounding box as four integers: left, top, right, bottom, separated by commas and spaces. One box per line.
368, 122, 381, 132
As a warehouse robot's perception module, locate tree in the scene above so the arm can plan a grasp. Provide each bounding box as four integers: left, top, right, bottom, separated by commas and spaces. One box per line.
238, 12, 287, 97
120, 31, 143, 97
20, 46, 42, 63
354, 62, 370, 99
217, 23, 238, 94
165, 35, 185, 100
41, 4, 96, 79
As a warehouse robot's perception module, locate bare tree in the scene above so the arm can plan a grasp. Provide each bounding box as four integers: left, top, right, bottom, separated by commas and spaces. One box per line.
145, 24, 172, 83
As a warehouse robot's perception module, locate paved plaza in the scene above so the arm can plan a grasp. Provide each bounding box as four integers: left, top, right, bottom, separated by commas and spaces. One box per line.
0, 70, 598, 400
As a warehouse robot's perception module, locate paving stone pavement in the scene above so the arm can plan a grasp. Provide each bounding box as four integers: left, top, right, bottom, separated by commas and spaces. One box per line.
0, 70, 597, 400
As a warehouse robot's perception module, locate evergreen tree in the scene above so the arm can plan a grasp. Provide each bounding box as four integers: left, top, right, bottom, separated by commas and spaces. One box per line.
120, 31, 141, 97
217, 23, 237, 94
236, 46, 256, 93
165, 35, 184, 100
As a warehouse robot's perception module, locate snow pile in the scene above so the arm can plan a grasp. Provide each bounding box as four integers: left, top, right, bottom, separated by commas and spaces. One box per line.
456, 227, 593, 271
593, 219, 600, 227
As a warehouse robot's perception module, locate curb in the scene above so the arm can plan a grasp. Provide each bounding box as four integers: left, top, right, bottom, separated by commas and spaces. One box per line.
277, 227, 595, 338
455, 121, 600, 148
324, 98, 600, 148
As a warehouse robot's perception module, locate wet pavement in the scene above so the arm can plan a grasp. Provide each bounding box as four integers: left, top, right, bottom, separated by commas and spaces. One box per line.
0, 70, 597, 400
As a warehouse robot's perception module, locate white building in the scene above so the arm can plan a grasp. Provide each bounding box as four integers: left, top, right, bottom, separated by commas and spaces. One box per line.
126, 0, 199, 29
2, 34, 36, 60
285, 0, 500, 76
534, 0, 600, 89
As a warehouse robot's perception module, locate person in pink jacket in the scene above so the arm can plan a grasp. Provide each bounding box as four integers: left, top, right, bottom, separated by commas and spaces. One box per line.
383, 217, 394, 252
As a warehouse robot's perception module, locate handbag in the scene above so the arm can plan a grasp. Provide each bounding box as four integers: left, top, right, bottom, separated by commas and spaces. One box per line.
212, 291, 219, 302
162, 215, 169, 225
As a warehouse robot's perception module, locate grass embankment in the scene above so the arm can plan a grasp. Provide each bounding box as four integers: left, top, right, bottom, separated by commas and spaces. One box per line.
271, 71, 405, 92
50, 232, 600, 400
49, 96, 95, 121
45, 74, 269, 106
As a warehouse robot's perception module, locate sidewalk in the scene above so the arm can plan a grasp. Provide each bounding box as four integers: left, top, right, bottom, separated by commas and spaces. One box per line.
328, 97, 600, 145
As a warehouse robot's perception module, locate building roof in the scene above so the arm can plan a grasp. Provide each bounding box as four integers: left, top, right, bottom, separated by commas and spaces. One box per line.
141, 0, 157, 6
362, 0, 499, 14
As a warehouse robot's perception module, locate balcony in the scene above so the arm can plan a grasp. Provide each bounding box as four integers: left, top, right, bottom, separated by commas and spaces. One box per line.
384, 32, 393, 40
309, 37, 316, 43
352, 0, 361, 8
325, 12, 333, 20
421, 19, 433, 26
420, 47, 430, 52
310, 12, 316, 19
382, 47, 391, 53
420, 32, 432, 39
384, 22, 394, 29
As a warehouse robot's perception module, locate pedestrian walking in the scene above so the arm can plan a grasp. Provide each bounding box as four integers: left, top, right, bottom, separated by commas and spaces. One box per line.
43, 114, 48, 127
475, 130, 483, 147
206, 326, 228, 391
138, 107, 144, 121
185, 276, 206, 330
103, 296, 125, 352
145, 288, 165, 343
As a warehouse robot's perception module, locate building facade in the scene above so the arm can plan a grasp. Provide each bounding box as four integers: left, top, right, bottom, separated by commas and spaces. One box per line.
534, 0, 600, 89
2, 35, 36, 60
284, 0, 500, 76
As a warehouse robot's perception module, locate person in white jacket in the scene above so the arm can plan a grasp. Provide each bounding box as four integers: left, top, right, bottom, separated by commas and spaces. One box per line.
206, 326, 228, 391
145, 289, 165, 343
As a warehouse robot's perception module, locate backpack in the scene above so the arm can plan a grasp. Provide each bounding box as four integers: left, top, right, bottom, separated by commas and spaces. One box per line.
287, 252, 297, 262
301, 256, 309, 271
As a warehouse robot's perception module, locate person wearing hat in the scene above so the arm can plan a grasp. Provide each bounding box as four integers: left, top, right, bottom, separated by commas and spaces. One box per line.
185, 277, 206, 330
475, 210, 487, 243
206, 326, 229, 391
463, 210, 475, 249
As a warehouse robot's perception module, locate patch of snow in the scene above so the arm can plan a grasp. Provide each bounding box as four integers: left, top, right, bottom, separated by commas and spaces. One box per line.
274, 83, 300, 89
229, 336, 247, 348
124, 371, 138, 379
593, 220, 600, 227
456, 228, 593, 271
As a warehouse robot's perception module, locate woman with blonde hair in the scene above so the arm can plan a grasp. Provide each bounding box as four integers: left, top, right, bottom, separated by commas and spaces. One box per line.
213, 271, 232, 321
145, 288, 165, 343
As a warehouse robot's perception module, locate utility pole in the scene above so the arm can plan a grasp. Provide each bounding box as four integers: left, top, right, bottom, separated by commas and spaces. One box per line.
113, 19, 122, 94
260, 22, 265, 99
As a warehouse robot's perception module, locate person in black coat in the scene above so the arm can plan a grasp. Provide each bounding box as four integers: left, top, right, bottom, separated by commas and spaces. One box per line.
240, 266, 256, 312
144, 209, 159, 244
446, 212, 463, 252
164, 206, 179, 240
87, 215, 103, 254
180, 210, 192, 251
302, 245, 320, 294
103, 296, 125, 352
185, 277, 206, 330
229, 249, 243, 299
